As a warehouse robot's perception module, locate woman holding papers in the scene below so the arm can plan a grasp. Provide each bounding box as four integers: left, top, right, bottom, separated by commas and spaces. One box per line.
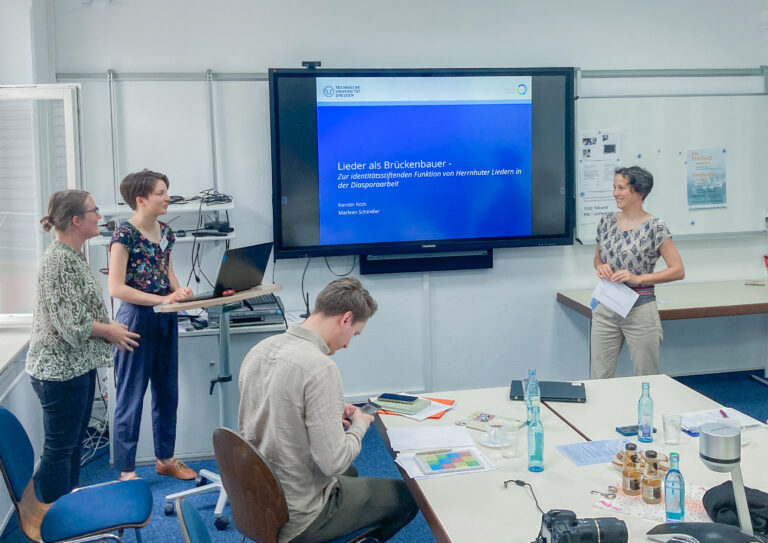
591, 166, 684, 379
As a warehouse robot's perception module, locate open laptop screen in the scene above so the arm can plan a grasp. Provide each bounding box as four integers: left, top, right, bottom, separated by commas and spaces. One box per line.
183, 242, 273, 302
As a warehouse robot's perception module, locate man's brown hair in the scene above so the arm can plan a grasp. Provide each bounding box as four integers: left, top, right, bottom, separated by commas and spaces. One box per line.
314, 277, 377, 323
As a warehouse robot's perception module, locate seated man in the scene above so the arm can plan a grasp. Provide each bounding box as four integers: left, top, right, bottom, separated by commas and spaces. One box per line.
239, 277, 418, 543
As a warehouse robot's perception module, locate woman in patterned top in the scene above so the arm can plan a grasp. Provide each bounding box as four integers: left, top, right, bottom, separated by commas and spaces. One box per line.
591, 166, 685, 379
108, 169, 196, 482
27, 190, 139, 502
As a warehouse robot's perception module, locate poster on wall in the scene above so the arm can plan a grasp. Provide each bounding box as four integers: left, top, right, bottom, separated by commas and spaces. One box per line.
686, 149, 727, 209
578, 128, 620, 225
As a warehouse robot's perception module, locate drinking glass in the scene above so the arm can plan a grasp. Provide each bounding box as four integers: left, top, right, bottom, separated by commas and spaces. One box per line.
663, 414, 682, 445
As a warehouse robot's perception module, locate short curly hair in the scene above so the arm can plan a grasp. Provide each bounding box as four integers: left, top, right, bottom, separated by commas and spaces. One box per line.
615, 166, 653, 201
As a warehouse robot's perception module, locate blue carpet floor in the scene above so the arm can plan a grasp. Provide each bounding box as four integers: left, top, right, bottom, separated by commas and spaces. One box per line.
2, 369, 766, 542
674, 369, 768, 424
0, 425, 435, 543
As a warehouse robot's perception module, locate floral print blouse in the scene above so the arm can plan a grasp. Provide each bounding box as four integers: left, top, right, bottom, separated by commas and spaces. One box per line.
110, 221, 175, 295
26, 241, 112, 381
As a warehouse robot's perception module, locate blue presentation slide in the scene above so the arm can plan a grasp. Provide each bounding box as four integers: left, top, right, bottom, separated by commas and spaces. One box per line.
316, 91, 532, 245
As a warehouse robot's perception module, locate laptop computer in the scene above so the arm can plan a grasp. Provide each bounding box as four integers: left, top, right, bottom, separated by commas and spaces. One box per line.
509, 380, 587, 403
182, 242, 273, 302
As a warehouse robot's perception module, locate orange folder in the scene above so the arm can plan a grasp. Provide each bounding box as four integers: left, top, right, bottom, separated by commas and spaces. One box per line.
378, 396, 455, 419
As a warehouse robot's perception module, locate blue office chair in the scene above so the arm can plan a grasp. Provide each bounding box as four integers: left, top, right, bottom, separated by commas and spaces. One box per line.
0, 406, 153, 542
175, 496, 212, 543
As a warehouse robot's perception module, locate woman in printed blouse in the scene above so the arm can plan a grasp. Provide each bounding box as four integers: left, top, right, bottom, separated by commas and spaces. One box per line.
591, 166, 685, 379
27, 190, 139, 502
108, 169, 195, 482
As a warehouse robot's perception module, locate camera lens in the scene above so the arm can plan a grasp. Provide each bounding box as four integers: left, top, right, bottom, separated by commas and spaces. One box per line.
593, 517, 628, 543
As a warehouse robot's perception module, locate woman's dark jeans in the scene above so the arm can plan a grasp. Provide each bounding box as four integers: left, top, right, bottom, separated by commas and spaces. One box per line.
30, 369, 96, 503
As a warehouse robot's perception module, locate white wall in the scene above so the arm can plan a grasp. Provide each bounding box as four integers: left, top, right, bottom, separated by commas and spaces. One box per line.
0, 0, 33, 84
39, 0, 768, 397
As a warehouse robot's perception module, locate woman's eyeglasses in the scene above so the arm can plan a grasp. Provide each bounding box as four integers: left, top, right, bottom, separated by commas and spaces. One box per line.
82, 206, 100, 215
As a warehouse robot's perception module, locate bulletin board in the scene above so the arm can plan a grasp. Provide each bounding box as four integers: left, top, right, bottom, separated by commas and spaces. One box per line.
576, 94, 768, 241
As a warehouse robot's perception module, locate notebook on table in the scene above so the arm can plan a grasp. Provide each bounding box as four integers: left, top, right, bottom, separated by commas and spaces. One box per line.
182, 242, 273, 302
509, 380, 587, 403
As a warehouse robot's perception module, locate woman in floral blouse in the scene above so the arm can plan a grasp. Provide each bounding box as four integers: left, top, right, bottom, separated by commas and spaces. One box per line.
27, 190, 139, 502
108, 169, 195, 482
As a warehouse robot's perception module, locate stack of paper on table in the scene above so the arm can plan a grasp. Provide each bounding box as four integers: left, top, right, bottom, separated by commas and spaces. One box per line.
386, 425, 496, 479
375, 397, 432, 415
373, 395, 455, 421
387, 426, 476, 452
680, 407, 765, 433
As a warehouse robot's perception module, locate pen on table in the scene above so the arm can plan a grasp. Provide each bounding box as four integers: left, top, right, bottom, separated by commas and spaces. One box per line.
719, 409, 728, 418
419, 449, 452, 455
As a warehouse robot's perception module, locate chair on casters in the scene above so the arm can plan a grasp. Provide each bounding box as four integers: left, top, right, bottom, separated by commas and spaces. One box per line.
0, 407, 153, 543
212, 427, 381, 543
175, 496, 212, 543
164, 468, 230, 531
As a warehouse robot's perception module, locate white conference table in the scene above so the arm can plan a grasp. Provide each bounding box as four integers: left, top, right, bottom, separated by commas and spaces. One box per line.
376, 376, 767, 543
544, 374, 768, 502
378, 387, 644, 542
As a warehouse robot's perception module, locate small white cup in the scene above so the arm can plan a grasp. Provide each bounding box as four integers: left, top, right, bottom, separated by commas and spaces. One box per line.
486, 422, 506, 445
500, 428, 520, 459
487, 421, 519, 459
663, 414, 682, 445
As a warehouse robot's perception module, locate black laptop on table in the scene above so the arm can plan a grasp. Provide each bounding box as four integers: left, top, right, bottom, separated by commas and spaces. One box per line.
182, 242, 273, 302
509, 379, 587, 403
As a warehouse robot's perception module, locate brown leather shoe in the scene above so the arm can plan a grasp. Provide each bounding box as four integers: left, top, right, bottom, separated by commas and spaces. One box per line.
155, 459, 197, 480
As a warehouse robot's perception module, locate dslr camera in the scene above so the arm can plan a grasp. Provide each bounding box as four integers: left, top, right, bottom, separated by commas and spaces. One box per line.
532, 509, 628, 543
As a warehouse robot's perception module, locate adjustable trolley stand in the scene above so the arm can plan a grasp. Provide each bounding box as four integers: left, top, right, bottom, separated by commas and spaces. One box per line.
154, 283, 283, 530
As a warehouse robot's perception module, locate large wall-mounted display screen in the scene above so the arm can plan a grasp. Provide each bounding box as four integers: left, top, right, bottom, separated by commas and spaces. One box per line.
270, 68, 574, 259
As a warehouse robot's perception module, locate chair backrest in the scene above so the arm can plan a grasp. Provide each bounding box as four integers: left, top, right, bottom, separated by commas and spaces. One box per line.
176, 496, 212, 543
0, 407, 35, 503
213, 428, 288, 543
0, 407, 51, 542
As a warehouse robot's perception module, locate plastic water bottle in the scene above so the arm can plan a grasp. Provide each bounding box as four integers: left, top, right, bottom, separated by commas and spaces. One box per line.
525, 369, 540, 425
527, 405, 544, 472
637, 381, 653, 443
665, 452, 685, 522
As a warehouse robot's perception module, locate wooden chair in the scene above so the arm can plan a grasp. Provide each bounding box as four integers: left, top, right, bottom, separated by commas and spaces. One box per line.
212, 427, 380, 543
0, 407, 152, 543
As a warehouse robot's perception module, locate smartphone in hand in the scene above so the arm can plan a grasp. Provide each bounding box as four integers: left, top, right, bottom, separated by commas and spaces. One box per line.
359, 402, 381, 415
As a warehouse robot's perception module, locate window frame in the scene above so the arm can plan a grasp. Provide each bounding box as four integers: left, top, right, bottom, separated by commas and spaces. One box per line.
0, 84, 85, 322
